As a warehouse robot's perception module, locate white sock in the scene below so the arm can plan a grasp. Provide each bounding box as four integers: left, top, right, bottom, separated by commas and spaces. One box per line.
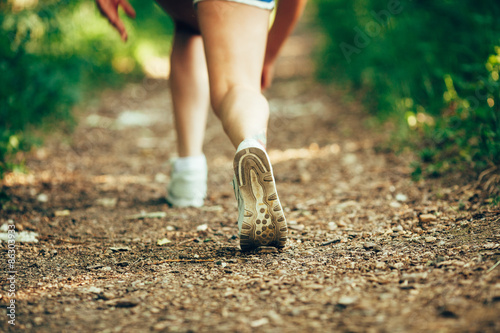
236, 138, 266, 153
173, 154, 206, 172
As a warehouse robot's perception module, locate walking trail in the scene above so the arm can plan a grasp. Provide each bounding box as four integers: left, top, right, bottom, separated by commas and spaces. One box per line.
2, 13, 499, 333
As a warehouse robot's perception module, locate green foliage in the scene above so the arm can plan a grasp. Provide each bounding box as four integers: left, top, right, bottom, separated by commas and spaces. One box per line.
0, 0, 173, 178
315, 0, 500, 192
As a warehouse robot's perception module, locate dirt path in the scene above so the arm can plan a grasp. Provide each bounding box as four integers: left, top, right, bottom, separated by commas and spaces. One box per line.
2, 16, 500, 333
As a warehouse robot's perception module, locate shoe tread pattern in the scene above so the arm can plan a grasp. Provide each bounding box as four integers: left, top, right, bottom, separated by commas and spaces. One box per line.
234, 148, 287, 251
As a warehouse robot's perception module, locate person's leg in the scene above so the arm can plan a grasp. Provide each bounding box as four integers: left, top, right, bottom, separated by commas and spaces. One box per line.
197, 0, 271, 148
170, 25, 210, 157
196, 0, 287, 250
155, 0, 210, 207
166, 29, 210, 207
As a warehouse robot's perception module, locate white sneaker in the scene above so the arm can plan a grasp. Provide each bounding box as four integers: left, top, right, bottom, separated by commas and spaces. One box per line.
232, 146, 287, 251
166, 155, 207, 207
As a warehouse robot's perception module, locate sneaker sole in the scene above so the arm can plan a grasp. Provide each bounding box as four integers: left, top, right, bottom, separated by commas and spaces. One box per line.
234, 147, 287, 251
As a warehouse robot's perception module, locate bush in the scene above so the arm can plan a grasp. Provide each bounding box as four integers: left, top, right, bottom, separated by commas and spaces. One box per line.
0, 0, 173, 178
315, 0, 500, 195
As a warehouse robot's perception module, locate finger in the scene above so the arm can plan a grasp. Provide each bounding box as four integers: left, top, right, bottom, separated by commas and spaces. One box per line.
261, 75, 268, 90
96, 0, 128, 41
119, 0, 136, 18
107, 15, 128, 41
261, 72, 272, 90
96, 2, 115, 20
96, 0, 116, 16
264, 78, 272, 90
105, 7, 128, 40
98, 1, 120, 27
112, 18, 128, 41
95, 0, 105, 16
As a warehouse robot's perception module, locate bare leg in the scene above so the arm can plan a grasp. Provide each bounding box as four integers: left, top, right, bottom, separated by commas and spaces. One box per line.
196, 1, 271, 148
155, 0, 210, 207
196, 1, 286, 250
170, 26, 210, 157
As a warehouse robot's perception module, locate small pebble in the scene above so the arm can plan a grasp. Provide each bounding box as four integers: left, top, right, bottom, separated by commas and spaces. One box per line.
114, 297, 140, 308
338, 296, 358, 306
197, 224, 208, 231
425, 236, 437, 243
390, 201, 402, 208
37, 193, 49, 203
419, 214, 437, 223
153, 322, 169, 331
250, 318, 269, 328
85, 286, 103, 294
100, 292, 115, 300
337, 220, 347, 228
364, 242, 377, 249
396, 193, 408, 202
393, 262, 404, 269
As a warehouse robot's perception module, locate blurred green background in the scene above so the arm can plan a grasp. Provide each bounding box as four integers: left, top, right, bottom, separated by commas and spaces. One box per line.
1, 0, 500, 198
315, 0, 500, 196
0, 0, 173, 177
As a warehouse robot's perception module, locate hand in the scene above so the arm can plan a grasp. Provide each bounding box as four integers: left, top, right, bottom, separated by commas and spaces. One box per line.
261, 0, 308, 90
261, 61, 275, 91
95, 0, 136, 42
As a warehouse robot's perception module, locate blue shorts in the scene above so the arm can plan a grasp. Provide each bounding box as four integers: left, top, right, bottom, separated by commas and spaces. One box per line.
193, 0, 274, 10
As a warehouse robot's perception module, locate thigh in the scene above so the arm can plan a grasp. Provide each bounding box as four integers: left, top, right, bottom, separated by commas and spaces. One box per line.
196, 0, 270, 105
155, 0, 200, 32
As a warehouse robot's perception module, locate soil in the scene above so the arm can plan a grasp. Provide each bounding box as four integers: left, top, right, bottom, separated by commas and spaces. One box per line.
1, 15, 500, 333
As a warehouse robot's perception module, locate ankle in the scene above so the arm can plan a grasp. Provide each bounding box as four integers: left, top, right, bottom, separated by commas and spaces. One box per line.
173, 154, 207, 172
236, 138, 266, 153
